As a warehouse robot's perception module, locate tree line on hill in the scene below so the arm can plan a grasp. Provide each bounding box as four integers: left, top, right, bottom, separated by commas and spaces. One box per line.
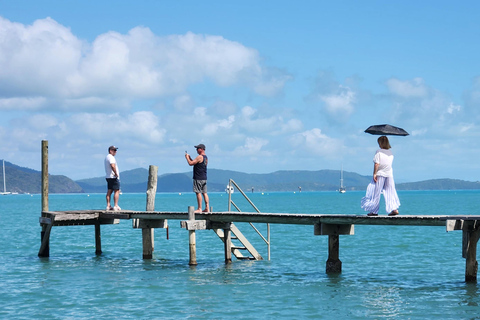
2, 160, 480, 194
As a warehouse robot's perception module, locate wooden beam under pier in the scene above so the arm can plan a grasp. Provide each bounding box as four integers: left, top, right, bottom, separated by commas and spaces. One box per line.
39, 209, 480, 283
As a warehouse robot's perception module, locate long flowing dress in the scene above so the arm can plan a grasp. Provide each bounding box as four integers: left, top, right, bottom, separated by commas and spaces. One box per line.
361, 149, 400, 214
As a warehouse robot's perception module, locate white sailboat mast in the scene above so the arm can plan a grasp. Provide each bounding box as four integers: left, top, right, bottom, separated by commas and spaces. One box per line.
3, 160, 6, 193
340, 165, 344, 188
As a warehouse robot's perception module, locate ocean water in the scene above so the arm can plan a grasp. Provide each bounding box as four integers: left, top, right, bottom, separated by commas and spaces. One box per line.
1, 190, 480, 319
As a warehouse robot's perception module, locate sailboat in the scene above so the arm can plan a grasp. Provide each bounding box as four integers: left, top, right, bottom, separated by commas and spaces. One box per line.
339, 165, 346, 193
1, 160, 17, 195
1, 160, 11, 195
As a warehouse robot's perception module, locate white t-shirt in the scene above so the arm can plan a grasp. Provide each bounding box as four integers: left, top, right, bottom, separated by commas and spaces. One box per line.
105, 154, 119, 179
373, 149, 394, 178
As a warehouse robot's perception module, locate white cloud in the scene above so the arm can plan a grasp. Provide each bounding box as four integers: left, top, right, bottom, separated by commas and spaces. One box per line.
239, 105, 284, 133
281, 119, 303, 132
0, 17, 83, 97
69, 111, 165, 143
319, 85, 356, 116
233, 137, 269, 156
386, 77, 428, 98
202, 115, 235, 136
242, 106, 257, 118
307, 72, 358, 121
0, 97, 47, 110
447, 103, 461, 114
289, 128, 341, 157
25, 114, 58, 131
0, 17, 290, 111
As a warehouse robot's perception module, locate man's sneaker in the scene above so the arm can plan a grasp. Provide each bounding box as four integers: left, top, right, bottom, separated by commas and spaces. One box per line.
113, 206, 122, 211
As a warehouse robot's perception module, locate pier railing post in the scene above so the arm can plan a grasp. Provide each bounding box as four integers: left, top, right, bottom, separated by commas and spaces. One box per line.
188, 206, 197, 265
142, 165, 158, 259
38, 140, 50, 258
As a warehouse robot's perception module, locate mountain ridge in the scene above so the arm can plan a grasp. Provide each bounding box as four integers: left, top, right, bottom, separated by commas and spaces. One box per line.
2, 160, 480, 193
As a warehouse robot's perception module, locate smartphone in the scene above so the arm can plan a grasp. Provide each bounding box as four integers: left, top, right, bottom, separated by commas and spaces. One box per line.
185, 150, 187, 154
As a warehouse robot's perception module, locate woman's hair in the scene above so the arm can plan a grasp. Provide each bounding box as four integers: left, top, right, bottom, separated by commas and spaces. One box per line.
377, 136, 391, 149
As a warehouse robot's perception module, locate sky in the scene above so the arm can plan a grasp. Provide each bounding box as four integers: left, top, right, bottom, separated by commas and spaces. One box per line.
1, 1, 480, 182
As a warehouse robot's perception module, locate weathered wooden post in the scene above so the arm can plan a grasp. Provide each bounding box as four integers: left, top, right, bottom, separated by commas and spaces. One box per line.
463, 221, 480, 283
142, 165, 158, 259
314, 223, 354, 274
38, 140, 51, 257
188, 206, 197, 266
95, 223, 102, 255
224, 227, 232, 264
326, 235, 341, 273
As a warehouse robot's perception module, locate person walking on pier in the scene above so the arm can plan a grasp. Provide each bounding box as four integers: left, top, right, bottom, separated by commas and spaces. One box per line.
105, 145, 121, 211
185, 143, 209, 213
361, 136, 400, 216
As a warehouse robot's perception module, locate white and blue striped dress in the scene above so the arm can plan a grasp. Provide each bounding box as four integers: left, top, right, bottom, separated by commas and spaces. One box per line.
361, 149, 400, 214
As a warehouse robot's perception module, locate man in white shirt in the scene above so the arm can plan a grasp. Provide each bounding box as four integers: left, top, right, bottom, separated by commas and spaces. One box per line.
105, 146, 121, 211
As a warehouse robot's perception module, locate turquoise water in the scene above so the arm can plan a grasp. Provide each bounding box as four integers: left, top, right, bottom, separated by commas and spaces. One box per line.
1, 190, 480, 319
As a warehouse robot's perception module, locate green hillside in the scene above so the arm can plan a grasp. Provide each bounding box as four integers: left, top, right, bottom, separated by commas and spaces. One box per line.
75, 168, 480, 193
76, 168, 371, 193
3, 159, 480, 194
0, 160, 83, 194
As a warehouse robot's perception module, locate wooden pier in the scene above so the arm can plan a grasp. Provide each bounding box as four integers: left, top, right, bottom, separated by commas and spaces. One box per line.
38, 140, 480, 283
38, 208, 480, 282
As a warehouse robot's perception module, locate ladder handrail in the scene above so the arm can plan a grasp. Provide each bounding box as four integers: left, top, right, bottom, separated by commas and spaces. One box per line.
227, 179, 271, 260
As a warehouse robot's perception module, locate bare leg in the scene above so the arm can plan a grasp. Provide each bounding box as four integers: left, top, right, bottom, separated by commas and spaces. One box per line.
113, 190, 120, 208
202, 193, 209, 212
195, 193, 202, 212
106, 189, 113, 208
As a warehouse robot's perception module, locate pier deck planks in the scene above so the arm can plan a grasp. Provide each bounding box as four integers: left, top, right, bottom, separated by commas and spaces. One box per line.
41, 210, 480, 227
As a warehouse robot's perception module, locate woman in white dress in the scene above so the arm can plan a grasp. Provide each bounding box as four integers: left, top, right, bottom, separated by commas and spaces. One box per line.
361, 136, 400, 216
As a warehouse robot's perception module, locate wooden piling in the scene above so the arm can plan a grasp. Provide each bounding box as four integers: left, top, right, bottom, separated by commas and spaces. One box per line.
188, 206, 197, 265
142, 165, 158, 259
95, 223, 102, 255
38, 140, 50, 257
463, 221, 480, 283
224, 228, 232, 264
326, 235, 342, 273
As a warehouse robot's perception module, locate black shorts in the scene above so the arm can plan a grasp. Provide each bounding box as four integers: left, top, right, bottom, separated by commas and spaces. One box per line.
106, 178, 121, 191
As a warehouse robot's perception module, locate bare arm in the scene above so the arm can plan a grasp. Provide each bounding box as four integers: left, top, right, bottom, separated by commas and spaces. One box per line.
185, 154, 203, 166
110, 163, 118, 177
373, 162, 379, 182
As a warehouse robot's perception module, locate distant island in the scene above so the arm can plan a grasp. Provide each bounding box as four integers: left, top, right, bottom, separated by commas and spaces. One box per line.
2, 160, 480, 194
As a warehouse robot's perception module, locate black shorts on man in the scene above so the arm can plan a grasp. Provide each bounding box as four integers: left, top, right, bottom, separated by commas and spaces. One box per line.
106, 178, 121, 190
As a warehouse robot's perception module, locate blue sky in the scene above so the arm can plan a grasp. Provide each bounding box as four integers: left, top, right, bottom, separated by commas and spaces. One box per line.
1, 1, 480, 182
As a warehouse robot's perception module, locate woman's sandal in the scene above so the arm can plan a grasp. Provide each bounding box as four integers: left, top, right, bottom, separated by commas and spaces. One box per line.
388, 210, 399, 216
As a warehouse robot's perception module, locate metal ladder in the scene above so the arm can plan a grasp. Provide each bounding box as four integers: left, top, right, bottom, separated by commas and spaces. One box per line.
212, 179, 270, 261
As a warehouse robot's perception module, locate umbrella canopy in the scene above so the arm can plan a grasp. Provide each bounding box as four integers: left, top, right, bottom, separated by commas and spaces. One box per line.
364, 124, 409, 136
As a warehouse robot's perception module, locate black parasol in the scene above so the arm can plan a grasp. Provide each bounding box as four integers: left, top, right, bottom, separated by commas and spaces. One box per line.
364, 124, 409, 136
